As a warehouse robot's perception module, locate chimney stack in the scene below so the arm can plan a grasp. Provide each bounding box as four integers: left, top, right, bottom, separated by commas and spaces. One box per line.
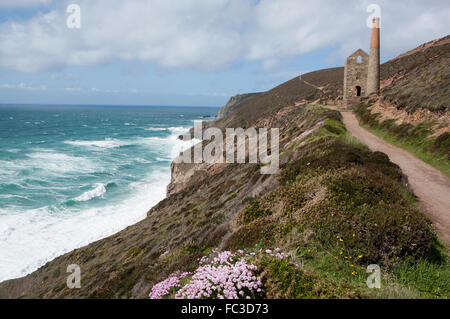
367, 17, 380, 95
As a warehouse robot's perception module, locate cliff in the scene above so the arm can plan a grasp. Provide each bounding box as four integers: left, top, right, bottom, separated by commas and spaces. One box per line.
1, 37, 449, 299
217, 93, 262, 119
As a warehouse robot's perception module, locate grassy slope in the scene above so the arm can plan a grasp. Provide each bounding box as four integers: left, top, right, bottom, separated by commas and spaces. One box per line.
0, 104, 447, 299
381, 39, 450, 112
354, 103, 450, 177
211, 67, 343, 129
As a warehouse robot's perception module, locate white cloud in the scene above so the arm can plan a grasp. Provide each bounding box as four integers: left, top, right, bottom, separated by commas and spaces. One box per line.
0, 0, 448, 73
0, 0, 51, 9
0, 82, 47, 90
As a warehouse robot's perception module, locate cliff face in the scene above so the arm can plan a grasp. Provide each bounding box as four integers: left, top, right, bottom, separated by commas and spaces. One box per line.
217, 93, 262, 119
167, 159, 229, 197
1, 38, 448, 299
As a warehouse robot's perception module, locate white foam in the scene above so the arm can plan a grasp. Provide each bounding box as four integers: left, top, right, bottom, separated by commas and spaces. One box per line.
26, 152, 98, 174
145, 127, 167, 131
0, 125, 196, 283
168, 126, 189, 134
0, 169, 170, 283
136, 158, 151, 164
64, 138, 125, 149
73, 183, 106, 202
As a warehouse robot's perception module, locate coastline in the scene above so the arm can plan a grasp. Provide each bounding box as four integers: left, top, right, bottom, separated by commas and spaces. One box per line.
0, 112, 216, 284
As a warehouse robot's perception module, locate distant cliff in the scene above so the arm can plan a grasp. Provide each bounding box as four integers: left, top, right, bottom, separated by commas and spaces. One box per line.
217, 93, 262, 119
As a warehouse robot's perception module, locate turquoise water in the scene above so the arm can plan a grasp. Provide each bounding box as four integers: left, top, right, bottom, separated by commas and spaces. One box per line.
0, 104, 218, 282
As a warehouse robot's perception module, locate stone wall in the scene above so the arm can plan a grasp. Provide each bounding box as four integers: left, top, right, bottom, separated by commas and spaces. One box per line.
343, 49, 369, 107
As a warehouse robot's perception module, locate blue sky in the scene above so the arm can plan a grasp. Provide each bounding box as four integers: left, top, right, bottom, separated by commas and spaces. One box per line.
0, 0, 449, 107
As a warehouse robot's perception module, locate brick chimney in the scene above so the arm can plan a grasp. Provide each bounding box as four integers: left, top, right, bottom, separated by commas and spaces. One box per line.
367, 17, 380, 95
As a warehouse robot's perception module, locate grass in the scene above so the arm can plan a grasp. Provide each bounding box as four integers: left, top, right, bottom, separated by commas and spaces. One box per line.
361, 125, 450, 177
254, 236, 448, 299
354, 103, 450, 177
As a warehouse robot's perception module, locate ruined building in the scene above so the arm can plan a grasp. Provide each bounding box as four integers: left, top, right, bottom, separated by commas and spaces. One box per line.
343, 18, 380, 107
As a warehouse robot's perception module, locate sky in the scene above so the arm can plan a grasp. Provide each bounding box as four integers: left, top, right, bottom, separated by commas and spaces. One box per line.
0, 0, 449, 107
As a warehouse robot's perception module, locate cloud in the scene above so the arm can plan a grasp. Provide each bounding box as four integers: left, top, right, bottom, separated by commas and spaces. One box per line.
0, 82, 47, 90
62, 87, 81, 91
0, 0, 51, 9
0, 0, 448, 73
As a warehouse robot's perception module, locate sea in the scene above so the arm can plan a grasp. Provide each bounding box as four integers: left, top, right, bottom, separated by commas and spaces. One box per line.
0, 104, 219, 283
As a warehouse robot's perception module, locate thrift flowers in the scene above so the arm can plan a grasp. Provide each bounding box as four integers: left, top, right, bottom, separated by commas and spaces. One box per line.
148, 271, 191, 299
149, 249, 288, 299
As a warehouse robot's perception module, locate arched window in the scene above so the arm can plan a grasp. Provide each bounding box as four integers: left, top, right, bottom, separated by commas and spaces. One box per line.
356, 56, 362, 64
355, 86, 362, 96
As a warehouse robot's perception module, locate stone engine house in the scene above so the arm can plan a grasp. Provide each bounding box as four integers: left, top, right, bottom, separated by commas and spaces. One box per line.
343, 49, 369, 103
343, 18, 380, 107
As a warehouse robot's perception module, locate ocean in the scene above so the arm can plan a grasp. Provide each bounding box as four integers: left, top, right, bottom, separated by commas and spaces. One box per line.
0, 104, 219, 283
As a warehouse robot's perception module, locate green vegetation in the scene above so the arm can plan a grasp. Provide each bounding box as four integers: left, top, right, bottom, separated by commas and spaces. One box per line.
256, 255, 356, 298
354, 103, 450, 177
392, 259, 450, 298
224, 106, 449, 298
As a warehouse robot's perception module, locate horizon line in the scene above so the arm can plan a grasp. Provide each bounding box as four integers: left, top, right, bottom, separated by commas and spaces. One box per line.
0, 103, 222, 108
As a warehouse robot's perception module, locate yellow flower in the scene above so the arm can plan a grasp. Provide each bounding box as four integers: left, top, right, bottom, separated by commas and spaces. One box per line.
358, 255, 363, 259
352, 233, 355, 238
307, 249, 311, 253
339, 238, 344, 242
336, 235, 340, 239
350, 264, 354, 267
351, 271, 357, 276
339, 251, 343, 255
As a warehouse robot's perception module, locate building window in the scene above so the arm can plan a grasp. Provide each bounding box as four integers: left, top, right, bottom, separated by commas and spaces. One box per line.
356, 56, 362, 64
356, 86, 362, 96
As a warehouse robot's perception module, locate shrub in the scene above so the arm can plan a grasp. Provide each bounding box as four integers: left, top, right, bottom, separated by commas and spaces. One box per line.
241, 199, 272, 223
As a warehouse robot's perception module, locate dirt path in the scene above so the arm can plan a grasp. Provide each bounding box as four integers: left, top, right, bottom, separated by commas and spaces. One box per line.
340, 111, 450, 245
298, 76, 325, 92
